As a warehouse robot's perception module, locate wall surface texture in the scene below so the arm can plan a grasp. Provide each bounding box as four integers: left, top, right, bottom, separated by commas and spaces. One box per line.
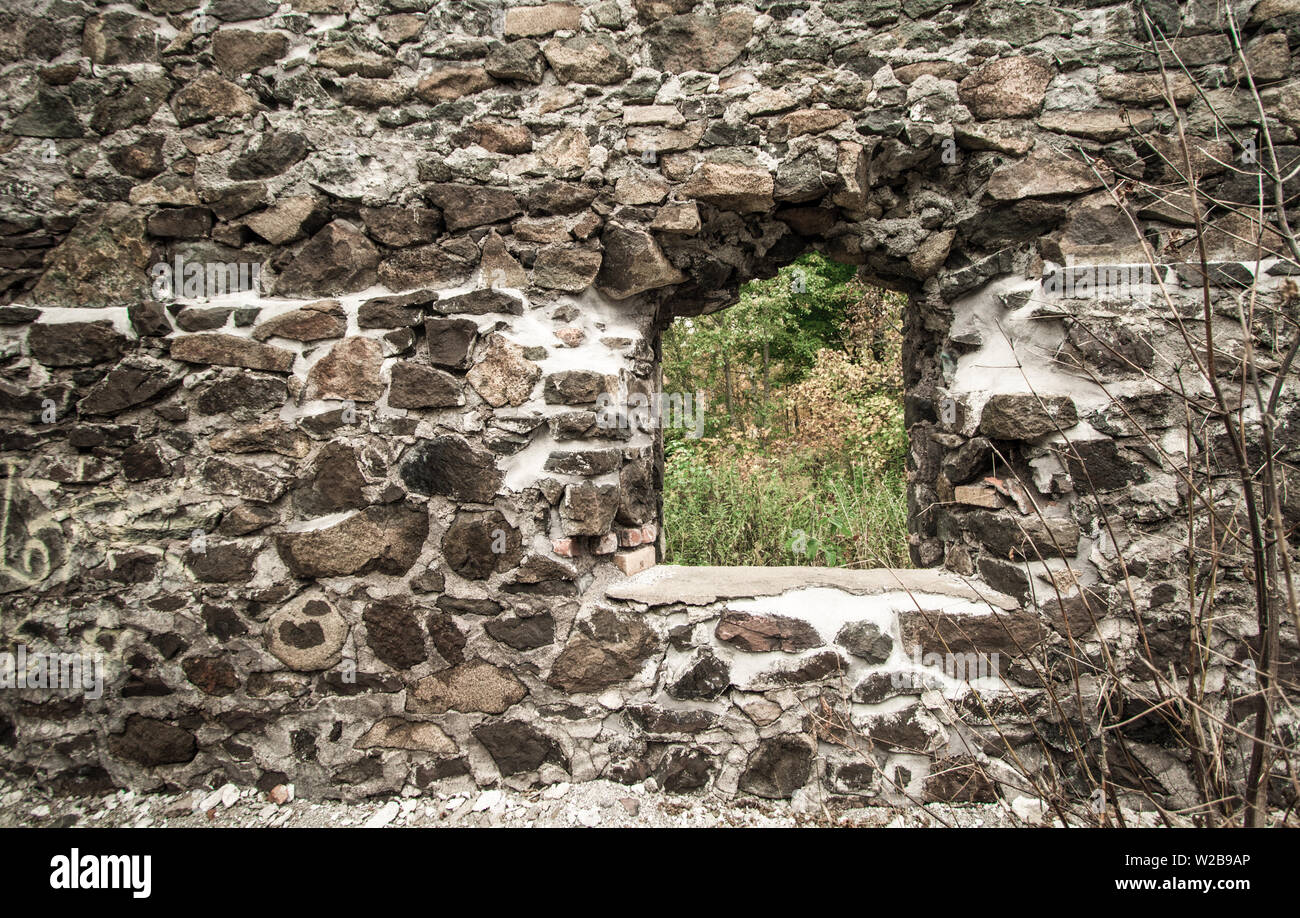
0, 0, 1297, 808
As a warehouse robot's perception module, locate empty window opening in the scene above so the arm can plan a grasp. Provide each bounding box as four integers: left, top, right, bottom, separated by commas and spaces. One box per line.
659, 253, 910, 568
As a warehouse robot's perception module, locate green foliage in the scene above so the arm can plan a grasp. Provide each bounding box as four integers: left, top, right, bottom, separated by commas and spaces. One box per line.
663, 441, 910, 568
661, 252, 868, 436
661, 253, 912, 569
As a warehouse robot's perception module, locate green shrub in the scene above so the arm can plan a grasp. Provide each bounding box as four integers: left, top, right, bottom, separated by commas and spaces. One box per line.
663, 444, 910, 568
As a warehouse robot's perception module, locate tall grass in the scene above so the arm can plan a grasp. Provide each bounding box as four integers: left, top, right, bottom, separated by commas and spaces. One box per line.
663, 449, 910, 568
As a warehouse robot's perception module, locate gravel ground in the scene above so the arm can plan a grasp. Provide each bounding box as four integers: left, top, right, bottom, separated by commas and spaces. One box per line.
0, 776, 1067, 828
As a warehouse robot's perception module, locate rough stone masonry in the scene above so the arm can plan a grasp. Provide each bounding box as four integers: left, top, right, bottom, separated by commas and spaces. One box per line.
0, 0, 1297, 809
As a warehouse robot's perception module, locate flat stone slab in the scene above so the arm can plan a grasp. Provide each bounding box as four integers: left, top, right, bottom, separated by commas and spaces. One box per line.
604, 565, 1018, 610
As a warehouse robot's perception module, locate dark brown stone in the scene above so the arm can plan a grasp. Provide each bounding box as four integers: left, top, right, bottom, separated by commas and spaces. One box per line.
547, 607, 657, 692
109, 715, 197, 766
185, 540, 259, 582
942, 437, 992, 485
31, 205, 153, 308
543, 449, 622, 476
146, 206, 213, 239
251, 299, 346, 342
472, 720, 566, 775
174, 307, 232, 332
543, 370, 611, 405
28, 321, 126, 367
898, 608, 1046, 659
618, 456, 656, 526
835, 620, 893, 662
645, 11, 753, 73
91, 75, 173, 136
305, 337, 384, 402
359, 205, 442, 246
203, 182, 268, 220
979, 394, 1078, 440
194, 374, 288, 417
170, 334, 295, 373
274, 221, 379, 297
437, 595, 504, 617
716, 611, 822, 653
122, 441, 171, 481
560, 482, 619, 536
292, 442, 367, 516
738, 735, 814, 799
218, 505, 279, 537
485, 611, 556, 650
213, 28, 289, 75
182, 655, 240, 696
485, 39, 547, 83
924, 756, 999, 802
363, 597, 427, 670
853, 671, 923, 704
274, 504, 428, 578
655, 747, 714, 792
425, 185, 521, 231
1057, 438, 1147, 492
627, 704, 717, 735
759, 650, 846, 685
83, 12, 158, 65
442, 510, 522, 579
399, 435, 503, 503
425, 317, 478, 369
389, 361, 464, 409
359, 290, 438, 328
439, 288, 524, 316
667, 650, 730, 700
595, 224, 685, 299
229, 131, 308, 180
527, 181, 598, 215
861, 705, 936, 753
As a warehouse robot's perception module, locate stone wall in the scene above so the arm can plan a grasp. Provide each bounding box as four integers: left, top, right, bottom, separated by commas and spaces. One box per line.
600, 566, 1030, 804
0, 0, 1297, 806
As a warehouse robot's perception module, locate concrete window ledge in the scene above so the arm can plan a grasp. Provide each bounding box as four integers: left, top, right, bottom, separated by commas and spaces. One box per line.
605, 565, 1019, 610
